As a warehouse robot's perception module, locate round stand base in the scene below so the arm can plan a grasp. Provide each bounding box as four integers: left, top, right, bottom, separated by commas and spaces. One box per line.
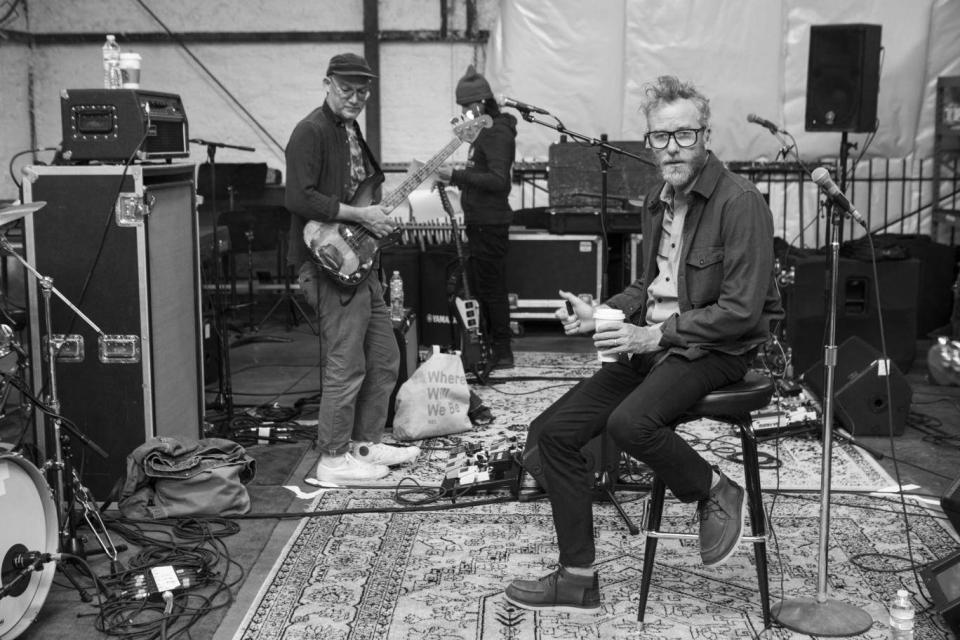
772, 597, 874, 637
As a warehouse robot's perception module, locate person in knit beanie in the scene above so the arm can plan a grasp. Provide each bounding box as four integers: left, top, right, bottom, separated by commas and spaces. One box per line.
455, 65, 494, 105
438, 66, 518, 371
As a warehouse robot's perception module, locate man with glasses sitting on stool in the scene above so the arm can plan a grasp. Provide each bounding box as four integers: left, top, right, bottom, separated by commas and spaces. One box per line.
505, 75, 783, 612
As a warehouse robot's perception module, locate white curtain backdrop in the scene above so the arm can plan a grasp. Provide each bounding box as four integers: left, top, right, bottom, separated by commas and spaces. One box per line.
488, 0, 960, 163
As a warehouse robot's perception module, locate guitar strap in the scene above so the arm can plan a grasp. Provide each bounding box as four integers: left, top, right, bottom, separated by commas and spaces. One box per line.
353, 122, 383, 179
351, 122, 389, 291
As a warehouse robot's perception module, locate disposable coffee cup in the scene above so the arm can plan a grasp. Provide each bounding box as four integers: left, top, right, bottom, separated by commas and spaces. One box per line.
118, 52, 141, 89
593, 307, 625, 363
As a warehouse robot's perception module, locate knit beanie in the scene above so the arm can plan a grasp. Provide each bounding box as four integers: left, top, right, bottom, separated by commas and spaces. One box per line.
455, 65, 493, 105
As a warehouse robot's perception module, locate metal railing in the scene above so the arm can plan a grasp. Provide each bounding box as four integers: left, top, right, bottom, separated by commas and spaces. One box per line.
511, 156, 960, 248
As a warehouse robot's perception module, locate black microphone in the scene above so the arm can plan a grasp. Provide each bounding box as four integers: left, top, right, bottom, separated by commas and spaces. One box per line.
811, 167, 867, 229
746, 113, 783, 134
496, 94, 550, 115
189, 138, 256, 152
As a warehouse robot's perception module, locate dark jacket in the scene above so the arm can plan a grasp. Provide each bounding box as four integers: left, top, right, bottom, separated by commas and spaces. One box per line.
284, 101, 381, 267
450, 111, 517, 225
605, 151, 783, 358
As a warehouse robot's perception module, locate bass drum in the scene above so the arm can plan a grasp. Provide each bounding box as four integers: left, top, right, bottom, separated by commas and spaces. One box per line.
0, 453, 58, 639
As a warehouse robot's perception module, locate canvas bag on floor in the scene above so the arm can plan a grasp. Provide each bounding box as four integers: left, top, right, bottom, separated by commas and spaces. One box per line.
392, 346, 472, 440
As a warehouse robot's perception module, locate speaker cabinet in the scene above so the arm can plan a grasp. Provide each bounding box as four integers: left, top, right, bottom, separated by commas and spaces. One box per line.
805, 23, 882, 132
417, 244, 459, 348
802, 336, 912, 436
921, 549, 960, 633
943, 472, 960, 536
784, 255, 920, 375
22, 164, 204, 499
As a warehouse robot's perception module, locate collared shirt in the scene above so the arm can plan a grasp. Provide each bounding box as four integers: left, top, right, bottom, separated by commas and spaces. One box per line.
344, 125, 367, 198
645, 182, 690, 326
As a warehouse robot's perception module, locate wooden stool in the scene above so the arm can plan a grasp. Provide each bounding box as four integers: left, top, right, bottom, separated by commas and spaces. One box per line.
637, 370, 775, 628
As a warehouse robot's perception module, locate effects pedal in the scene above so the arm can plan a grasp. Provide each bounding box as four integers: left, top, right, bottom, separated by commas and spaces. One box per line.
441, 439, 521, 499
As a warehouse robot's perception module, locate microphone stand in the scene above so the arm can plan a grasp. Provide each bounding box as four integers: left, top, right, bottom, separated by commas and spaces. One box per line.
0, 234, 120, 600
514, 109, 652, 534
772, 134, 873, 636
192, 138, 255, 425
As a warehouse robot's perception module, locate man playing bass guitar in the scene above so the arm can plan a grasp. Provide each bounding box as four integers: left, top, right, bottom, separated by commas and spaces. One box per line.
285, 52, 420, 483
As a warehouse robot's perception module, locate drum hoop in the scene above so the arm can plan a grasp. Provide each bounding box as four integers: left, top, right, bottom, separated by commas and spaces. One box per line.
0, 452, 58, 640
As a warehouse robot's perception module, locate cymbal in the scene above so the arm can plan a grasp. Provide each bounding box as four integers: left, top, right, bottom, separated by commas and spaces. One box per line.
0, 201, 46, 226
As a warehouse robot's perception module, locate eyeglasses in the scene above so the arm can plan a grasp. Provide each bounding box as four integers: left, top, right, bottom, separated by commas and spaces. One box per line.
645, 127, 705, 150
329, 77, 372, 101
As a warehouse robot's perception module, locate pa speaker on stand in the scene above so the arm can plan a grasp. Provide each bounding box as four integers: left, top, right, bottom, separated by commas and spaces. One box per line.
805, 23, 882, 132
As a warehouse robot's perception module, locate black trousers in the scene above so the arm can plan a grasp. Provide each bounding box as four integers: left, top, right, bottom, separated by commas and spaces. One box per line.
465, 224, 511, 350
535, 349, 750, 567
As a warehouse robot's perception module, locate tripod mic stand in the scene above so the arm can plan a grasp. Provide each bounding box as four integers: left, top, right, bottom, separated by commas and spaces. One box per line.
0, 232, 121, 601
192, 138, 256, 424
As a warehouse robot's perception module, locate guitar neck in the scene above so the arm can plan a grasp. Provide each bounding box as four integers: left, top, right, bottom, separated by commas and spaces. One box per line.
380, 137, 463, 211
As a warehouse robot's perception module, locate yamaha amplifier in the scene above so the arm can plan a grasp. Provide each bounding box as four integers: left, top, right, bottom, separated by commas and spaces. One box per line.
60, 88, 189, 162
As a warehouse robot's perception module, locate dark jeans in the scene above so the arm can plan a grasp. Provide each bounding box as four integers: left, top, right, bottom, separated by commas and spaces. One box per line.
465, 224, 511, 350
535, 349, 751, 567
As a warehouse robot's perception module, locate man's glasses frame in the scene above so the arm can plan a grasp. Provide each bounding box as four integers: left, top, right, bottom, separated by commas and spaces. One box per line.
645, 127, 705, 150
328, 76, 372, 101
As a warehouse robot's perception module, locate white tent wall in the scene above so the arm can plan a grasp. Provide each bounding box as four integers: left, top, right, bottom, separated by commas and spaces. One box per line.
490, 0, 959, 162
0, 0, 489, 202
1, 0, 959, 240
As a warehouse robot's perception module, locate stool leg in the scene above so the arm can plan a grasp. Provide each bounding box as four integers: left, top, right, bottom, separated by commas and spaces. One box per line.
739, 420, 771, 628
638, 475, 667, 623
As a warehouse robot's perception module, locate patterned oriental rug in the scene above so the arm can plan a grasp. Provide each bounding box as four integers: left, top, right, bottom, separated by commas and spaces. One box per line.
233, 352, 959, 640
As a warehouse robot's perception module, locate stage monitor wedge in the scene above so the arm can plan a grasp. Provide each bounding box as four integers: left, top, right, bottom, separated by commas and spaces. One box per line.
805, 23, 882, 132
802, 336, 912, 437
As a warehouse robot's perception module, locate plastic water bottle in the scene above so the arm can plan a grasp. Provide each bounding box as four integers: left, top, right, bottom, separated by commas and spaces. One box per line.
389, 271, 404, 321
888, 589, 914, 639
102, 35, 121, 88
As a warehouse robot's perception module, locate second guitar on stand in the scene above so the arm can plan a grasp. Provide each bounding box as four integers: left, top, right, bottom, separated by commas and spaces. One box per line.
435, 183, 491, 380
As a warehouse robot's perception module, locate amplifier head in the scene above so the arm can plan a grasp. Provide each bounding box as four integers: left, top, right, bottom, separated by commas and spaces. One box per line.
60, 88, 190, 163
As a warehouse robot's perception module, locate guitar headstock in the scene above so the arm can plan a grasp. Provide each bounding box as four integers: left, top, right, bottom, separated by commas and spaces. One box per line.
451, 106, 494, 144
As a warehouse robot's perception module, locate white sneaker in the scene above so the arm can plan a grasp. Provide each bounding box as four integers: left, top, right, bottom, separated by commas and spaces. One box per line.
315, 453, 389, 484
353, 442, 421, 467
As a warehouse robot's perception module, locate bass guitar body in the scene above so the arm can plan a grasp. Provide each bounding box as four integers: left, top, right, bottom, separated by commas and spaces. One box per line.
304, 174, 400, 287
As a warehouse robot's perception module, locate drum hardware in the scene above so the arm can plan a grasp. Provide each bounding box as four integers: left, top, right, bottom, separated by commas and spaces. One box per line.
0, 220, 122, 620
0, 452, 59, 639
0, 323, 32, 424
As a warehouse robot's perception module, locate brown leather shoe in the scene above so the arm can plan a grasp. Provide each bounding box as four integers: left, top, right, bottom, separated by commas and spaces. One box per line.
505, 567, 600, 612
697, 470, 745, 566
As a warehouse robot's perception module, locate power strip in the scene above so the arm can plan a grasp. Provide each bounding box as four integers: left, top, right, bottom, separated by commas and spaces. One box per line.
117, 565, 199, 600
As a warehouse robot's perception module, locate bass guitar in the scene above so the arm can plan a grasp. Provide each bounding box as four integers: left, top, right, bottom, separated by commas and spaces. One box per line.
303, 109, 492, 286
435, 182, 490, 377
